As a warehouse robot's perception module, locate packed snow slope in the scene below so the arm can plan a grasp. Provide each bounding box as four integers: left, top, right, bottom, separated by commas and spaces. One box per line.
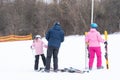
0, 33, 120, 80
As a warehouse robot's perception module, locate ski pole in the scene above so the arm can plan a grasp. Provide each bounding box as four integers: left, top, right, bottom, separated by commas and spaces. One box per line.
85, 32, 89, 70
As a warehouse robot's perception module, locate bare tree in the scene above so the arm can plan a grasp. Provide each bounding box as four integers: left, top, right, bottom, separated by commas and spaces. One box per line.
0, 0, 120, 36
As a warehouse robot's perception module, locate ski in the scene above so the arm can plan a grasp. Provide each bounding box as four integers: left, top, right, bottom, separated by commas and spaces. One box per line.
38, 67, 45, 72
38, 67, 86, 74
59, 67, 85, 74
104, 30, 109, 69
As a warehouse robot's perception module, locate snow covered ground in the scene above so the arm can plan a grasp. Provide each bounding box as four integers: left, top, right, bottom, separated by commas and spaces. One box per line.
0, 33, 120, 80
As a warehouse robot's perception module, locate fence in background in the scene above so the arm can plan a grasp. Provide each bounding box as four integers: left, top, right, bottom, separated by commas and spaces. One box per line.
0, 34, 32, 42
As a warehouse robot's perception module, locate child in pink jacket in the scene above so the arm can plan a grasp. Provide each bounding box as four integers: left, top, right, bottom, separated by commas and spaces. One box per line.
85, 23, 107, 70
31, 35, 47, 71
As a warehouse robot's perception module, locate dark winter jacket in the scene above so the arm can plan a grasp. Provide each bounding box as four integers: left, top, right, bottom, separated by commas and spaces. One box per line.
46, 22, 64, 48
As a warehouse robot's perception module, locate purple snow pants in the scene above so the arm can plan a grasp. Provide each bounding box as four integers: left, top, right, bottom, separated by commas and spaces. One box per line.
88, 47, 102, 69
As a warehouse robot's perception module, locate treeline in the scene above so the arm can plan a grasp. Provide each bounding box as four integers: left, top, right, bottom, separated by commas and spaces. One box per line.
0, 0, 119, 37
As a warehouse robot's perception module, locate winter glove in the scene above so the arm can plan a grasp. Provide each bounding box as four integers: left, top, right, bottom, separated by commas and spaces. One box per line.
30, 46, 34, 50
104, 41, 108, 45
30, 46, 32, 49
88, 53, 90, 58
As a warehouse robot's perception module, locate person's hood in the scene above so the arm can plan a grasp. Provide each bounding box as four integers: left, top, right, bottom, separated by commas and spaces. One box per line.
52, 22, 61, 30
90, 28, 97, 32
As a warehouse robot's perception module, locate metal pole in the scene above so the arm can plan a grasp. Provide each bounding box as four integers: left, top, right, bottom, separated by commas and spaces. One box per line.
91, 0, 94, 23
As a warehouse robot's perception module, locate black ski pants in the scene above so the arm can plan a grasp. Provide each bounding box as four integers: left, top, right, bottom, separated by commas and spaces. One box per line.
45, 46, 59, 70
34, 54, 46, 70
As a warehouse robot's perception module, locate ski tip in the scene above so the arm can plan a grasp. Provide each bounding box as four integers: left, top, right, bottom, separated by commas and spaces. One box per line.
87, 71, 89, 73
83, 70, 89, 73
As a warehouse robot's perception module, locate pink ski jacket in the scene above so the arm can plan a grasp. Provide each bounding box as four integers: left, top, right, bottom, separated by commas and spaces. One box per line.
31, 38, 47, 55
85, 28, 105, 47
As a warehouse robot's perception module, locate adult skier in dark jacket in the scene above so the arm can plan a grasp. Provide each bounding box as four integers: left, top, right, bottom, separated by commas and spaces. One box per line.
45, 22, 64, 72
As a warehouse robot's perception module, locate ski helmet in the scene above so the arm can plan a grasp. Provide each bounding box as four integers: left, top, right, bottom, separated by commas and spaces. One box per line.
90, 23, 98, 28
35, 35, 41, 38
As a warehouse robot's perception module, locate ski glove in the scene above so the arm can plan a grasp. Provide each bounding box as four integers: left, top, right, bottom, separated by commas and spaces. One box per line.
88, 53, 90, 58
104, 41, 108, 45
